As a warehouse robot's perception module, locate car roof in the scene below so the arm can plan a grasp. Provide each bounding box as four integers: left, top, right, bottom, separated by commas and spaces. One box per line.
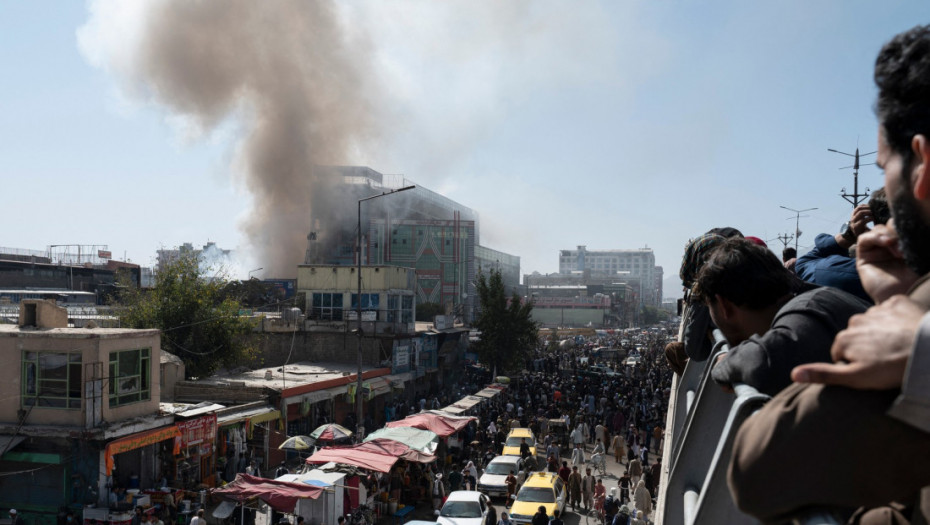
523, 472, 559, 487
445, 490, 486, 502
507, 428, 534, 438
488, 455, 520, 465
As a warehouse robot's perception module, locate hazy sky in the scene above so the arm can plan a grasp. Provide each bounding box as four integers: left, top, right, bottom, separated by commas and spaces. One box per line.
2, 1, 925, 297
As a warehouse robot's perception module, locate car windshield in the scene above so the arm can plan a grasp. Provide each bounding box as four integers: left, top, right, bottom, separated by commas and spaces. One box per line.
485, 462, 515, 475
506, 436, 533, 447
441, 502, 481, 518
517, 487, 555, 503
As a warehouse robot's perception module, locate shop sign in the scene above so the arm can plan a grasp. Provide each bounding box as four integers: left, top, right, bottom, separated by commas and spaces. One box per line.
176, 414, 217, 447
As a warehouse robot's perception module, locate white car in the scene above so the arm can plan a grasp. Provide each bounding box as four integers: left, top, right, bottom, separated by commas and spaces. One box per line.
477, 455, 527, 498
437, 491, 491, 525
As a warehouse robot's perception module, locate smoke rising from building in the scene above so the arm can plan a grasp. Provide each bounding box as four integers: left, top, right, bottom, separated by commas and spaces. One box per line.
81, 0, 381, 277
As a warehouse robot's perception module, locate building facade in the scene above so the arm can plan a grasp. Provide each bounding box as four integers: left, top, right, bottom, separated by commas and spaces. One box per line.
558, 246, 660, 307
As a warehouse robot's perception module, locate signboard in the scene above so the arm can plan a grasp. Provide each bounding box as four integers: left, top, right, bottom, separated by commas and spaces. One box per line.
98, 250, 112, 259
434, 315, 452, 330
393, 345, 410, 372
176, 414, 217, 447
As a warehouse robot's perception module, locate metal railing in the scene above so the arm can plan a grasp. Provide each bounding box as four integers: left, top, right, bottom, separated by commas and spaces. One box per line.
659, 328, 842, 524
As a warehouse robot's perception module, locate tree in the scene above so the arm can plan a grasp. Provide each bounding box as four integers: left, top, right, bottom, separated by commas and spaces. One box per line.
471, 269, 539, 377
111, 256, 259, 378
415, 301, 444, 322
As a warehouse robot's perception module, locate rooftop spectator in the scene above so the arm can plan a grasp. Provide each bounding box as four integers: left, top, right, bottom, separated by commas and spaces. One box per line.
728, 24, 930, 522
694, 238, 870, 396
794, 188, 890, 302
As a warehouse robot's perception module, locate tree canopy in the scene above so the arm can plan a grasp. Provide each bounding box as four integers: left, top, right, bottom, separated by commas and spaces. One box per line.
471, 269, 539, 376
111, 256, 258, 378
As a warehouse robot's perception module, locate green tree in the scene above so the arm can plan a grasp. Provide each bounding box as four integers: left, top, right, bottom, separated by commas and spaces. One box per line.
415, 301, 444, 322
472, 269, 539, 377
111, 256, 258, 378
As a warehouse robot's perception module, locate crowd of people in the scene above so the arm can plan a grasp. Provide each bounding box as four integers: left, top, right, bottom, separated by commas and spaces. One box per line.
664, 24, 930, 525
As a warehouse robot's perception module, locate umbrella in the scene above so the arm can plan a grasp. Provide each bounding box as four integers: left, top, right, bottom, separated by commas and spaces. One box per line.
278, 435, 315, 451
310, 423, 353, 442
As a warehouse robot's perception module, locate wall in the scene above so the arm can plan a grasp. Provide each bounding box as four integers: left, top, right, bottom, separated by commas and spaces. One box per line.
296, 265, 415, 292
251, 331, 386, 368
530, 308, 606, 328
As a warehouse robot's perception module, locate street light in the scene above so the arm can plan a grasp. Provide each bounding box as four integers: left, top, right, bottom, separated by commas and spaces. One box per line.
356, 185, 415, 440
248, 267, 263, 280
779, 206, 818, 252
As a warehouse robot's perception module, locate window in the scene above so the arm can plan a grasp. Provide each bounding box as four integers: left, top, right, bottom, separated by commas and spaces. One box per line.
311, 293, 344, 320
22, 351, 82, 409
387, 295, 399, 322
402, 296, 413, 323
109, 348, 151, 407
351, 293, 380, 311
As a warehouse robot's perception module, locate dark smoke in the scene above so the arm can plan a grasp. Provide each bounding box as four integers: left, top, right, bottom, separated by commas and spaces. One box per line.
129, 1, 380, 277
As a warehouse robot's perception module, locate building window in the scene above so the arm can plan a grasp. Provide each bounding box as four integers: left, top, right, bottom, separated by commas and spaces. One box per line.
22, 351, 82, 409
351, 293, 380, 312
311, 292, 344, 320
387, 295, 398, 322
109, 348, 150, 407
402, 296, 413, 323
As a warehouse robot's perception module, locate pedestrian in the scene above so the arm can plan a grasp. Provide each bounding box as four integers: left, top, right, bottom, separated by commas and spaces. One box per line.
9, 510, 21, 525
531, 506, 548, 525
568, 466, 582, 511
432, 473, 445, 510
612, 434, 625, 464
582, 468, 596, 512
571, 443, 585, 468
190, 510, 206, 525
633, 480, 652, 520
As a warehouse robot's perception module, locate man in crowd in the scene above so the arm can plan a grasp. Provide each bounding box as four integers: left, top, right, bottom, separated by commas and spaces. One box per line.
794, 190, 890, 302
695, 238, 870, 396
728, 24, 930, 523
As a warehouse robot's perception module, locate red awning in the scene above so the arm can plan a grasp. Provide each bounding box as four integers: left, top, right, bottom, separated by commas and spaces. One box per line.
385, 411, 476, 437
213, 474, 323, 513
357, 438, 436, 464
305, 445, 399, 473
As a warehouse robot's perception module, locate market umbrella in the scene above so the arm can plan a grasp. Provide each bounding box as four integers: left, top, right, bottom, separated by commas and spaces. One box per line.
309, 423, 353, 442
278, 435, 315, 451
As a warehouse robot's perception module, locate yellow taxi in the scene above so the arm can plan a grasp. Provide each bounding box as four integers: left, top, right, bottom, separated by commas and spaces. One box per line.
501, 428, 537, 458
507, 472, 567, 524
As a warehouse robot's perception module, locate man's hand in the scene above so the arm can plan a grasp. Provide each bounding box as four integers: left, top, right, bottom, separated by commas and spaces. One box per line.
856, 220, 920, 303
849, 203, 873, 237
791, 295, 924, 389
713, 352, 734, 394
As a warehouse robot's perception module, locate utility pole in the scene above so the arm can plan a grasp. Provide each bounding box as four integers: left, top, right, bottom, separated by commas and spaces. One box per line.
779, 206, 817, 252
828, 146, 876, 207
775, 233, 795, 251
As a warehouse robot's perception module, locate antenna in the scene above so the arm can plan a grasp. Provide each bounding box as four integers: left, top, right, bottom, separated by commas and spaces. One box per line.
828, 143, 876, 207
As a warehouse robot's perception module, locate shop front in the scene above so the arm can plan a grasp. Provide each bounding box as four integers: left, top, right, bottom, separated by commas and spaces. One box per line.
174, 414, 217, 488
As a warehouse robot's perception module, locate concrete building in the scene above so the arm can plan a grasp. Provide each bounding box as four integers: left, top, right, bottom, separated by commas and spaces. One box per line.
303, 166, 520, 324
558, 246, 661, 307
0, 300, 171, 521
475, 245, 521, 296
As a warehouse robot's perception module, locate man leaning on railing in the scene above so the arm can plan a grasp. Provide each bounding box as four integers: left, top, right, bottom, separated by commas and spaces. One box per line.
727, 24, 930, 524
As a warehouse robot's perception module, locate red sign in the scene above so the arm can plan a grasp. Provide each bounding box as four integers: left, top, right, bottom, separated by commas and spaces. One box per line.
98, 250, 112, 259
176, 414, 217, 448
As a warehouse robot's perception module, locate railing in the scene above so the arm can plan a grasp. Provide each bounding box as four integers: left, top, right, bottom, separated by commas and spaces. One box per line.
658, 324, 843, 525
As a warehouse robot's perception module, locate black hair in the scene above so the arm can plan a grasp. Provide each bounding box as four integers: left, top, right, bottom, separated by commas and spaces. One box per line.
694, 238, 799, 310
781, 247, 797, 262
875, 25, 930, 167
869, 187, 891, 225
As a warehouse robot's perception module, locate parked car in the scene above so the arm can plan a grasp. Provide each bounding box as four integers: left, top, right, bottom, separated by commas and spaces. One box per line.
437, 491, 492, 525
546, 419, 571, 455
508, 472, 567, 524
477, 455, 527, 498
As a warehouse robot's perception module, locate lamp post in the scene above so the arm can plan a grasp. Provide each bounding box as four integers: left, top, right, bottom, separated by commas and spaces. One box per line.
248, 267, 263, 280
779, 206, 818, 252
356, 185, 415, 440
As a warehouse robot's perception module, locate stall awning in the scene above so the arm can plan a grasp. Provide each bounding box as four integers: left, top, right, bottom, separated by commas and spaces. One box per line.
213, 474, 323, 513
364, 427, 438, 454
290, 386, 347, 405
305, 446, 398, 473
0, 436, 25, 456
441, 395, 483, 414
105, 425, 181, 475
383, 373, 413, 389
358, 438, 436, 464
474, 388, 501, 399
385, 412, 476, 437
218, 405, 279, 426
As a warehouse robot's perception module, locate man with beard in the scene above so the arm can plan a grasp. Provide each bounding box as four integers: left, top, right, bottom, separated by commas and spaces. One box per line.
727, 25, 930, 524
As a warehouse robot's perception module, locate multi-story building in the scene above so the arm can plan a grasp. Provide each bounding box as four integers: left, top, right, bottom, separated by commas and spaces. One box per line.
558, 246, 660, 307
304, 166, 519, 324
475, 245, 521, 296
155, 241, 234, 274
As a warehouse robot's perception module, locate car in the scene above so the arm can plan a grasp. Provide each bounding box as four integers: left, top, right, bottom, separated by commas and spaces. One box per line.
437, 491, 491, 525
589, 365, 620, 377
508, 472, 567, 524
477, 455, 527, 498
501, 428, 537, 458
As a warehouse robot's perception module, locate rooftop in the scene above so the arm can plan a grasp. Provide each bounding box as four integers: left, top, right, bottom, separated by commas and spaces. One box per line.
0, 324, 159, 339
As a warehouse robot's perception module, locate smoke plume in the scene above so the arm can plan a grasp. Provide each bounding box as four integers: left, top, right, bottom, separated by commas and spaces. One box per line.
81, 0, 380, 277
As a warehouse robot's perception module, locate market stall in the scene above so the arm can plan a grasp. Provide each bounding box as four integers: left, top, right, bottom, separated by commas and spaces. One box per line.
384, 411, 475, 438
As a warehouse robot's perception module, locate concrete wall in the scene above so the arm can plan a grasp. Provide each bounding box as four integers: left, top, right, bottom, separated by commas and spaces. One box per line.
297, 265, 415, 292
251, 331, 386, 368
531, 308, 606, 328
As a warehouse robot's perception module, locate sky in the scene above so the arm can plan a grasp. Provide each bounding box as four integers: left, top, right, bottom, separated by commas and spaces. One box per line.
2, 1, 927, 298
